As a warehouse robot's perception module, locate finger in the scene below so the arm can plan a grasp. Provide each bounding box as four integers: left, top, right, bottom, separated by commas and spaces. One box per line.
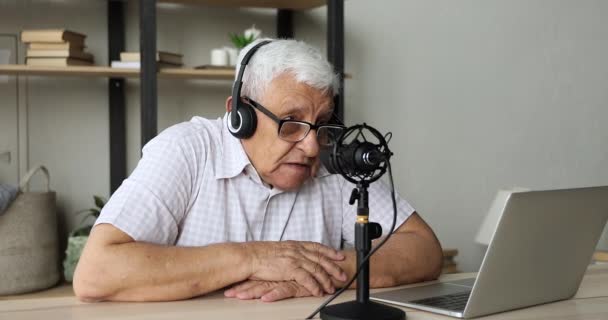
302, 242, 344, 261
261, 283, 297, 302
299, 260, 335, 294
224, 280, 261, 297
235, 282, 275, 300
301, 250, 347, 282
292, 268, 323, 297
261, 281, 311, 302
288, 281, 314, 298
282, 244, 343, 282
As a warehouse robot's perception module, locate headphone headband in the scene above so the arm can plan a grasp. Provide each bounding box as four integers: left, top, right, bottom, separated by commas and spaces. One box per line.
230, 40, 272, 129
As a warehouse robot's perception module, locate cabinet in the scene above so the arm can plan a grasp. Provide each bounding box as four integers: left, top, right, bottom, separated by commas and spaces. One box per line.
0, 0, 344, 193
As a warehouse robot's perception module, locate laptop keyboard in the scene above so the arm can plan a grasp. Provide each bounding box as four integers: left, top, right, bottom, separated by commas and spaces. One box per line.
411, 291, 470, 312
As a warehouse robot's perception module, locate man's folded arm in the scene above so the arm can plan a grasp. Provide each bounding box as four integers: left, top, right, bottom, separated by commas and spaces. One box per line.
73, 224, 252, 302
223, 212, 443, 302
73, 224, 347, 302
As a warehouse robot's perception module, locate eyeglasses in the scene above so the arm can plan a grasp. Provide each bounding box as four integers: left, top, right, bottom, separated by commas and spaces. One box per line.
245, 98, 345, 147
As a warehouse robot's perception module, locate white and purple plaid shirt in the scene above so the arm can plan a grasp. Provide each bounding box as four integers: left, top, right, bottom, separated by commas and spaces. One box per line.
96, 114, 414, 249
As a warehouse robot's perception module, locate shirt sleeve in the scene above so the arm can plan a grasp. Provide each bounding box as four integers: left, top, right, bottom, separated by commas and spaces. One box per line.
95, 129, 196, 245
340, 178, 415, 247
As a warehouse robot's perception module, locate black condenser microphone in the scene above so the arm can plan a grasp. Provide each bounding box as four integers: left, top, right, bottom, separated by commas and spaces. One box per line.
321, 123, 392, 184
314, 122, 404, 320
339, 140, 386, 175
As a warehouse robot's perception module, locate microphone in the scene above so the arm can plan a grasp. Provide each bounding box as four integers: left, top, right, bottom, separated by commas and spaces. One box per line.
314, 122, 405, 320
321, 123, 392, 184
339, 140, 386, 175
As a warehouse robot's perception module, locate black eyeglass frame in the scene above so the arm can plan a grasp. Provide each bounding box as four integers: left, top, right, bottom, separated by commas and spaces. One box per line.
245, 97, 346, 145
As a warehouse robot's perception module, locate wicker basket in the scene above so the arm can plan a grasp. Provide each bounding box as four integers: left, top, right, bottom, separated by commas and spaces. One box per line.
0, 166, 60, 295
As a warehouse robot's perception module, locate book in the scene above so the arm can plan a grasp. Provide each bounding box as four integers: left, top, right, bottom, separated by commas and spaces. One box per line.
443, 256, 456, 263
21, 29, 86, 45
29, 42, 84, 51
27, 49, 93, 62
594, 251, 608, 263
195, 64, 233, 70
110, 61, 180, 69
26, 57, 93, 67
120, 51, 183, 65
442, 265, 460, 274
443, 249, 458, 258
442, 260, 457, 267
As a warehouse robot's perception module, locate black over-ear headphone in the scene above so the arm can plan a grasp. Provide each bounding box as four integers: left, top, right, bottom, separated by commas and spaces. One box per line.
228, 40, 272, 139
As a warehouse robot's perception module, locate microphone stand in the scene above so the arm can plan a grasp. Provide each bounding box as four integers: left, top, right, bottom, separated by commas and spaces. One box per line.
320, 182, 405, 320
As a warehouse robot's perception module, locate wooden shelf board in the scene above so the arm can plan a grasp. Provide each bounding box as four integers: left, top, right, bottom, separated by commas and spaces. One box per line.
160, 67, 235, 80
0, 64, 137, 78
159, 0, 327, 10
0, 65, 236, 80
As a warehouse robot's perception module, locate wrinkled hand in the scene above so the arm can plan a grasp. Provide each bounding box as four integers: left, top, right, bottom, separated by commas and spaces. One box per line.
225, 280, 314, 302
245, 241, 347, 297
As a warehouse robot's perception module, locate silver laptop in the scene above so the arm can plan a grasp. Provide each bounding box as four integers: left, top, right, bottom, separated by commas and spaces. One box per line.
370, 186, 608, 318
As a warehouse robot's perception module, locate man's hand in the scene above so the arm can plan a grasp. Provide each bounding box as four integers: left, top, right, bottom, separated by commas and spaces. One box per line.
245, 241, 347, 296
224, 280, 314, 302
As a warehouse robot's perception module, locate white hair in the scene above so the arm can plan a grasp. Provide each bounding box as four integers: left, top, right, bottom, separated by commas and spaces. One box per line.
235, 38, 340, 101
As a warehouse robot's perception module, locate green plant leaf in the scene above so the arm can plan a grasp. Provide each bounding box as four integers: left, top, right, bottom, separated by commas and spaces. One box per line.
229, 32, 256, 49
93, 195, 106, 209
90, 208, 101, 218
78, 213, 97, 226
75, 208, 94, 216
71, 225, 93, 237
229, 33, 243, 48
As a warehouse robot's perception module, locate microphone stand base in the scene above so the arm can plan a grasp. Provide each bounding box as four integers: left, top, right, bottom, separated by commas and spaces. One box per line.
320, 300, 406, 320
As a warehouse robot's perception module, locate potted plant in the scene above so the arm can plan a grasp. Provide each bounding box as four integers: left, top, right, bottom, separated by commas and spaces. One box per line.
229, 25, 261, 49
63, 195, 106, 282
223, 25, 262, 66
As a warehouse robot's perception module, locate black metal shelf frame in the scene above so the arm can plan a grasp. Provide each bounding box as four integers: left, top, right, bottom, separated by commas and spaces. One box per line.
108, 0, 127, 193
108, 0, 344, 193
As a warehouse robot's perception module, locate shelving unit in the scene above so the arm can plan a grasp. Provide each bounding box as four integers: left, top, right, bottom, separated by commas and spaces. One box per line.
0, 0, 344, 194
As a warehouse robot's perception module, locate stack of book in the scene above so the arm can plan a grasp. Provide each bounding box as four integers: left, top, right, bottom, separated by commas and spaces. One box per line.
593, 251, 608, 264
442, 249, 459, 274
21, 29, 93, 66
111, 51, 183, 69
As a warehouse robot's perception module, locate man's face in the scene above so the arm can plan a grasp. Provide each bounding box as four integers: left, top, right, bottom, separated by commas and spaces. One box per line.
241, 73, 333, 191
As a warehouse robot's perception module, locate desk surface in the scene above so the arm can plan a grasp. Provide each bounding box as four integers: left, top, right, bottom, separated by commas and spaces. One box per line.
2, 264, 607, 320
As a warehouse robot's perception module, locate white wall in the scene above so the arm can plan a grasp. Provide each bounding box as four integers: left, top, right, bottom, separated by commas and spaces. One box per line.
296, 0, 608, 271
1, 0, 607, 271
318, 0, 608, 271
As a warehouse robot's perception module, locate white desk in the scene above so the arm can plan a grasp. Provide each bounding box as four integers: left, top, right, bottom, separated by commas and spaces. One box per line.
1, 264, 607, 319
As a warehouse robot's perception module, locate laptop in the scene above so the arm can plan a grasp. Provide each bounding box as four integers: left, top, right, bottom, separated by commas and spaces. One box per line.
370, 186, 608, 318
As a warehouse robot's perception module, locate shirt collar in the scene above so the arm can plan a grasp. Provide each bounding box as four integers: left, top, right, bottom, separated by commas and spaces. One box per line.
316, 163, 333, 178
214, 113, 253, 180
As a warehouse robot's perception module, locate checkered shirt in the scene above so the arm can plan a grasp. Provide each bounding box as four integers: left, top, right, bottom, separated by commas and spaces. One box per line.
95, 114, 415, 249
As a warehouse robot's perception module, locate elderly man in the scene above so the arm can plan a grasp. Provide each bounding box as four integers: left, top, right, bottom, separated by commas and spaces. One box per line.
74, 39, 442, 303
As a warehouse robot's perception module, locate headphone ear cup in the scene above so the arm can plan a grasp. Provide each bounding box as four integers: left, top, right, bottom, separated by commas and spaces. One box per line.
230, 101, 257, 139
